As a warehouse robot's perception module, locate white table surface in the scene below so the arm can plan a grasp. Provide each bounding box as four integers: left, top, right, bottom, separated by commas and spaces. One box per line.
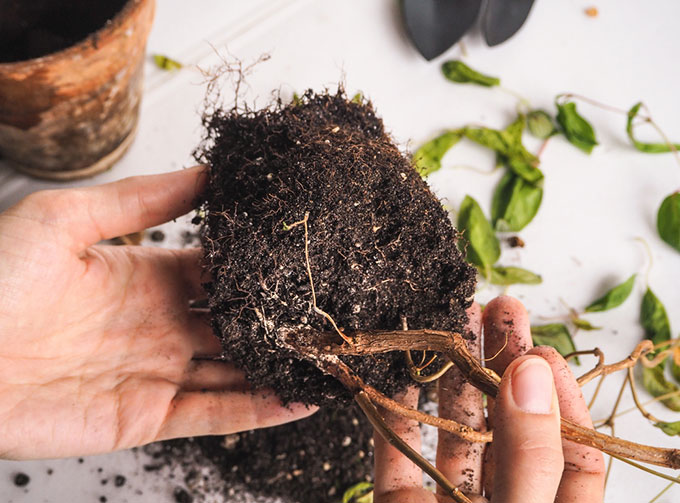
1, 0, 679, 501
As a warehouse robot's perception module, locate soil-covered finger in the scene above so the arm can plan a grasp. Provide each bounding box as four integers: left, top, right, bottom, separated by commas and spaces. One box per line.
181, 360, 249, 392
436, 303, 485, 496
529, 346, 605, 503
482, 296, 533, 377
374, 386, 423, 497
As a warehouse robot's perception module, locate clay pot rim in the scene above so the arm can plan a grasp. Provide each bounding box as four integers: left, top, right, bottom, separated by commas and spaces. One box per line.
0, 0, 149, 70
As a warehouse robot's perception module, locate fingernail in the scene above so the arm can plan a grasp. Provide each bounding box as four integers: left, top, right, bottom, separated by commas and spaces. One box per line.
511, 358, 554, 414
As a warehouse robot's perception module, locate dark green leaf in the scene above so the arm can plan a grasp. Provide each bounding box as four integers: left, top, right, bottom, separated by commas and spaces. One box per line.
413, 130, 464, 176
584, 274, 636, 312
527, 110, 557, 139
556, 101, 598, 154
626, 102, 680, 153
483, 0, 535, 47
572, 317, 601, 331
642, 366, 680, 411
489, 265, 542, 285
657, 192, 680, 253
655, 420, 680, 436
441, 60, 500, 87
153, 54, 183, 71
641, 288, 671, 347
343, 482, 373, 503
531, 324, 579, 364
491, 171, 543, 232
457, 195, 500, 277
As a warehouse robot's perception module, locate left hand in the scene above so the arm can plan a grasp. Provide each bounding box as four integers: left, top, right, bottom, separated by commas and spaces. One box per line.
0, 166, 315, 460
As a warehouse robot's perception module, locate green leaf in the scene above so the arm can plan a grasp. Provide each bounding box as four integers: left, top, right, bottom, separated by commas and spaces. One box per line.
584, 274, 636, 312
441, 60, 500, 87
531, 324, 579, 364
527, 110, 557, 139
457, 196, 500, 276
343, 482, 373, 503
655, 420, 680, 436
571, 317, 601, 331
555, 101, 598, 154
626, 102, 680, 153
413, 130, 464, 177
351, 92, 363, 104
641, 288, 671, 347
642, 366, 680, 411
153, 54, 183, 71
489, 265, 542, 285
657, 192, 680, 253
491, 171, 543, 232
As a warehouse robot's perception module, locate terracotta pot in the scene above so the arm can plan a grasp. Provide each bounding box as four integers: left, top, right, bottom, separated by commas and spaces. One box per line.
0, 0, 156, 180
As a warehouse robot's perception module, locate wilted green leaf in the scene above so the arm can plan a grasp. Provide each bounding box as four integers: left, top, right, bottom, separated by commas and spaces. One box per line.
584, 274, 636, 313
489, 265, 542, 285
657, 192, 680, 253
413, 130, 464, 176
531, 324, 579, 364
527, 110, 557, 139
556, 101, 598, 154
491, 171, 543, 232
641, 288, 671, 347
153, 54, 183, 71
457, 196, 500, 277
626, 102, 680, 153
642, 366, 680, 411
441, 60, 500, 87
655, 420, 680, 436
571, 317, 601, 331
343, 482, 373, 503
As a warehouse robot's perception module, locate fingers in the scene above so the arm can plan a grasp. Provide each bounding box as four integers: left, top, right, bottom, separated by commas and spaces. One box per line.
529, 347, 605, 503
180, 360, 248, 392
436, 303, 485, 496
373, 386, 423, 498
185, 312, 222, 356
490, 356, 563, 503
482, 295, 533, 497
156, 389, 317, 441
20, 166, 208, 252
482, 296, 533, 376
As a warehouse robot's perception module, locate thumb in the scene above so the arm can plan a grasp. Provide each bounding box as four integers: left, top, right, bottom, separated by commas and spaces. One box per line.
490, 355, 564, 503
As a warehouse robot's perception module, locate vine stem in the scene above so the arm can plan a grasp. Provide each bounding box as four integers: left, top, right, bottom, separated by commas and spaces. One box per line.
278, 326, 680, 470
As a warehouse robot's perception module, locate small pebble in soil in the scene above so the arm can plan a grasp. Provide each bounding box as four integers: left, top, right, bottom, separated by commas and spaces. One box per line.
150, 230, 166, 242
173, 486, 193, 503
114, 475, 126, 487
13, 472, 30, 487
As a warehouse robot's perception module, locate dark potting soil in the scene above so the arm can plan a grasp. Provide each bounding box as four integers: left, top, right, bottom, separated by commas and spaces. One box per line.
195, 90, 476, 407
0, 0, 128, 63
157, 404, 374, 503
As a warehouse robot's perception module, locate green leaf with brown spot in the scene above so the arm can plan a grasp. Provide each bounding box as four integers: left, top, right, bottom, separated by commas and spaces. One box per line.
441, 60, 500, 87
343, 482, 373, 503
585, 274, 636, 313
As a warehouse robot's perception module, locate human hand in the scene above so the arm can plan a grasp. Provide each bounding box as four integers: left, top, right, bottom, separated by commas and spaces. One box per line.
0, 167, 315, 460
373, 296, 605, 503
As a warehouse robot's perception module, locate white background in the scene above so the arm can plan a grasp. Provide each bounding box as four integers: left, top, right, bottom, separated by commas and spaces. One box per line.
1, 0, 679, 501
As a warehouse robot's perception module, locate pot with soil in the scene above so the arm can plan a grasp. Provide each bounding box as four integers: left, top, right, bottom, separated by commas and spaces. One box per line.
0, 0, 155, 180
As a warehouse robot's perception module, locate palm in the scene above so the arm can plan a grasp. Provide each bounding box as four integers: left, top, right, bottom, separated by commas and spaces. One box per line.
0, 168, 314, 460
